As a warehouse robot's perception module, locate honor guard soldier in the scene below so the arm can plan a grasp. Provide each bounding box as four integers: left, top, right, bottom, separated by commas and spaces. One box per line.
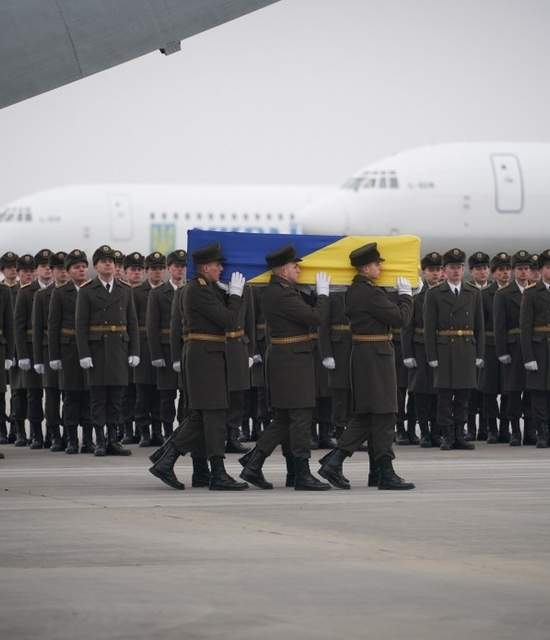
149, 242, 247, 491
48, 250, 94, 453
0, 252, 18, 444
318, 243, 414, 490
120, 253, 146, 443
478, 253, 513, 443
247, 286, 269, 441
402, 252, 443, 447
15, 249, 54, 448
520, 248, 550, 448
529, 253, 541, 284
424, 248, 485, 450
132, 252, 165, 446
0, 270, 15, 446
146, 249, 186, 441
239, 244, 331, 490
494, 251, 534, 445
113, 250, 125, 280
11, 254, 34, 446
75, 245, 140, 456
32, 251, 68, 451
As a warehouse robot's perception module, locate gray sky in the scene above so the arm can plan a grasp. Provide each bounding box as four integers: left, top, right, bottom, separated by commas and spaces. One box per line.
1, 0, 549, 204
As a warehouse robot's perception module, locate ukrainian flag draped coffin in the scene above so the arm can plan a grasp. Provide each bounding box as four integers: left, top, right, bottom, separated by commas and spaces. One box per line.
187, 230, 421, 287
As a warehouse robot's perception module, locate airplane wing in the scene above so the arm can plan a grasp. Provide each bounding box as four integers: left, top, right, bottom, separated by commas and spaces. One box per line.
0, 0, 281, 109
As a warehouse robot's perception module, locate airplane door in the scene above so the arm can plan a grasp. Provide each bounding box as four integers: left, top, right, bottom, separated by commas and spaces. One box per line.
491, 154, 523, 213
110, 193, 133, 240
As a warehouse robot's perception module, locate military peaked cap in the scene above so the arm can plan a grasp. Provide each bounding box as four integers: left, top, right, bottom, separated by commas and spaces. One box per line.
266, 244, 302, 268
145, 251, 166, 269
65, 249, 88, 270
468, 251, 490, 269
538, 249, 550, 267
192, 243, 225, 265
421, 252, 442, 270
48, 251, 67, 268
92, 245, 115, 265
349, 242, 384, 268
34, 248, 53, 266
0, 251, 18, 269
442, 248, 466, 266
167, 249, 187, 266
123, 252, 145, 269
490, 252, 511, 272
511, 249, 531, 267
17, 254, 35, 270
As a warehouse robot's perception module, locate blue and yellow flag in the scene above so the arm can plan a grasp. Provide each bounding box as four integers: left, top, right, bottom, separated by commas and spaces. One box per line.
187, 230, 420, 287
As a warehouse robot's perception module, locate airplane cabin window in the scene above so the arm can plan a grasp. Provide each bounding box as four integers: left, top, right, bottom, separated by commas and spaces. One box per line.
150, 213, 155, 220
390, 177, 399, 188
379, 177, 387, 188
231, 213, 237, 220
185, 213, 190, 220
174, 212, 179, 220
197, 213, 202, 220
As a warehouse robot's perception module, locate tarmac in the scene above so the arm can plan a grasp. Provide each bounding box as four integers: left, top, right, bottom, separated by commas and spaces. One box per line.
1, 442, 549, 640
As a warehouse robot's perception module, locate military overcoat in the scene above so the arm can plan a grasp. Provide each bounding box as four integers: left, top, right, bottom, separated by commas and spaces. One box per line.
32, 283, 59, 388
14, 280, 43, 389
132, 280, 155, 385
0, 284, 14, 392
493, 280, 526, 392
478, 281, 503, 394
319, 290, 351, 390
520, 281, 550, 390
146, 281, 179, 390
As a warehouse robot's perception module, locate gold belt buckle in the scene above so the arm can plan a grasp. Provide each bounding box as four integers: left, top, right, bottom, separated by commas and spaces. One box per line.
457, 329, 463, 336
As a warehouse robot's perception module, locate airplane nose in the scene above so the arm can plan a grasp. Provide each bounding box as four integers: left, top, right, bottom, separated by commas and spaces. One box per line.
301, 195, 350, 235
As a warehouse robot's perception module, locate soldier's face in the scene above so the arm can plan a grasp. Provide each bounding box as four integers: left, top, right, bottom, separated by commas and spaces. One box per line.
2, 266, 17, 282
68, 262, 88, 285
201, 262, 223, 282
362, 261, 381, 280
529, 268, 541, 281
168, 263, 186, 283
147, 267, 165, 286
471, 265, 489, 283
18, 269, 34, 285
423, 267, 442, 286
514, 265, 530, 283
36, 263, 52, 283
96, 258, 115, 279
444, 263, 464, 283
540, 265, 550, 284
114, 264, 124, 278
493, 266, 511, 286
125, 266, 144, 285
53, 266, 68, 286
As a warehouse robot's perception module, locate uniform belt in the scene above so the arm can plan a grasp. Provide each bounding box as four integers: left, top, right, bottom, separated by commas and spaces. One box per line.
161, 328, 170, 336
414, 328, 424, 335
186, 332, 225, 343
270, 334, 313, 345
391, 328, 401, 335
331, 324, 351, 331
226, 329, 245, 339
507, 328, 520, 335
352, 333, 393, 343
89, 324, 127, 333
26, 329, 32, 336
309, 332, 319, 340
485, 331, 495, 337
61, 328, 75, 336
256, 323, 266, 330
139, 326, 147, 333
534, 326, 550, 333
437, 329, 474, 337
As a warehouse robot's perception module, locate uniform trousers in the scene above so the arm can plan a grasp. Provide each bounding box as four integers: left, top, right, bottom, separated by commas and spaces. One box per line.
331, 388, 351, 431
227, 390, 245, 432
172, 409, 226, 459
26, 388, 44, 423
11, 388, 27, 422
135, 384, 161, 428
257, 407, 312, 459
414, 393, 437, 423
159, 389, 177, 425
436, 389, 470, 427
337, 412, 395, 461
64, 390, 91, 427
529, 390, 550, 423
45, 387, 62, 426
121, 383, 136, 425
90, 386, 124, 427
506, 390, 523, 419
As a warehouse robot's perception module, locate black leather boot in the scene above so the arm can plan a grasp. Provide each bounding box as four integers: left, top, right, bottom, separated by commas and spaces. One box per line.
465, 415, 477, 441
284, 453, 295, 487
209, 456, 248, 491
94, 426, 106, 456
116, 424, 124, 441
498, 418, 511, 443
395, 422, 410, 445
49, 425, 64, 451
0, 420, 8, 445
536, 422, 549, 449
454, 423, 475, 450
65, 425, 79, 454
407, 420, 420, 444
106, 425, 132, 455
309, 424, 319, 450
148, 441, 185, 489
150, 422, 164, 446
239, 419, 251, 442
149, 438, 170, 463
509, 418, 522, 446
44, 425, 52, 449
430, 421, 441, 447
138, 425, 152, 447
14, 421, 27, 447
419, 421, 432, 448
294, 457, 331, 491
80, 426, 94, 453
225, 427, 249, 454
240, 448, 273, 489
523, 417, 537, 445
486, 417, 498, 443
191, 456, 211, 487
367, 452, 378, 487
29, 422, 44, 449
439, 425, 454, 450
318, 422, 337, 449
378, 457, 415, 490
121, 421, 135, 445
318, 448, 350, 489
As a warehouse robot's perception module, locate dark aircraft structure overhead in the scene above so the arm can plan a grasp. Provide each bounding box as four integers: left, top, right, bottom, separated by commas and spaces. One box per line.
0, 0, 281, 109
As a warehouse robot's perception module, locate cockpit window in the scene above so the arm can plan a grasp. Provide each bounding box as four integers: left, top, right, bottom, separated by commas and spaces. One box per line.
342, 171, 399, 190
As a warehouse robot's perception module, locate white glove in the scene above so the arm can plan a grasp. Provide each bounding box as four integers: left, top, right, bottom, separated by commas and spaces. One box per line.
524, 360, 538, 371
49, 360, 63, 371
216, 281, 229, 292
397, 277, 413, 296
498, 354, 512, 365
80, 357, 93, 369
252, 354, 263, 364
34, 363, 45, 375
403, 358, 417, 369
4, 359, 13, 371
412, 280, 424, 296
315, 272, 331, 297
128, 355, 140, 367
476, 358, 484, 368
428, 360, 439, 368
248, 357, 254, 368
151, 359, 166, 368
228, 272, 246, 297
322, 357, 336, 370
18, 358, 31, 371
172, 361, 181, 373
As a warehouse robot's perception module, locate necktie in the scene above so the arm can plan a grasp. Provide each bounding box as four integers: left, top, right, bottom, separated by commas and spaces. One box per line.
454, 288, 459, 296
106, 282, 111, 293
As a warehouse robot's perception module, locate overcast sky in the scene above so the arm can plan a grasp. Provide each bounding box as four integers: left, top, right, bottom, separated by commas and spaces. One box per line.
0, 0, 548, 204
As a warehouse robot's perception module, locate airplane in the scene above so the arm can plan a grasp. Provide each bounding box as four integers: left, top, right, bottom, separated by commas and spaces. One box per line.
1, 142, 548, 257
0, 0, 281, 109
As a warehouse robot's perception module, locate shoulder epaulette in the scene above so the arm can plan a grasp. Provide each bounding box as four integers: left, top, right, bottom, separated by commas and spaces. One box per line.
118, 279, 130, 287
197, 277, 207, 286
80, 279, 92, 288
4, 282, 16, 288
20, 282, 31, 289
525, 282, 537, 289
56, 281, 70, 288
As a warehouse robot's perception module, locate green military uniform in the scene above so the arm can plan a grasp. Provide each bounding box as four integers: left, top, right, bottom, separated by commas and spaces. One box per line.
75, 245, 139, 456
0, 251, 17, 445
247, 285, 269, 441
424, 248, 485, 450
0, 281, 15, 444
